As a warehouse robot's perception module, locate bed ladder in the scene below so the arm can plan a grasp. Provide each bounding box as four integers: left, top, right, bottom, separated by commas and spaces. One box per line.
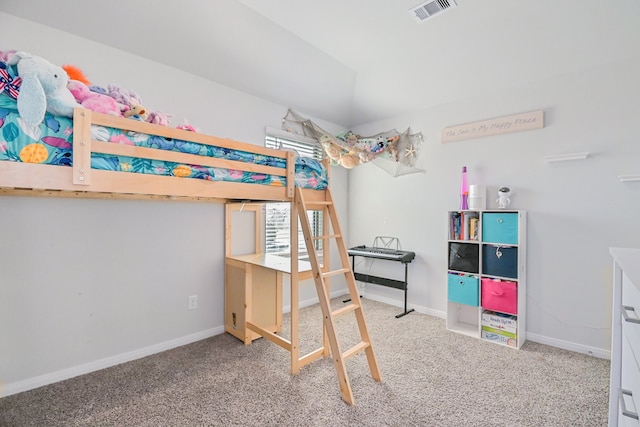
294, 187, 382, 405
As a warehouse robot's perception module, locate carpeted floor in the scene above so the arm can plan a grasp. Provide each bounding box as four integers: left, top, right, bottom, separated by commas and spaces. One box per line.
0, 298, 610, 426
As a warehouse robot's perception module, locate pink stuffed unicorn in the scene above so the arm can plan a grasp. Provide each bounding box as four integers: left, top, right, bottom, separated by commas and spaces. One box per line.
67, 80, 127, 116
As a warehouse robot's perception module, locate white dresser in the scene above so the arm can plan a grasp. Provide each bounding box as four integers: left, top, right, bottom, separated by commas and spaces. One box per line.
610, 248, 640, 426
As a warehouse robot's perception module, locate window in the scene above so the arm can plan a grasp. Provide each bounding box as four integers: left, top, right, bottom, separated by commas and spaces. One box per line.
265, 131, 324, 259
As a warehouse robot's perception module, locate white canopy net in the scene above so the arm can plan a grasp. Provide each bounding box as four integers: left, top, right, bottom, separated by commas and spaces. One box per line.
282, 109, 425, 177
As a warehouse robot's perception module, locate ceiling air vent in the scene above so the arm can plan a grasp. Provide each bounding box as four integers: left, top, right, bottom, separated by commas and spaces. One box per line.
409, 0, 457, 23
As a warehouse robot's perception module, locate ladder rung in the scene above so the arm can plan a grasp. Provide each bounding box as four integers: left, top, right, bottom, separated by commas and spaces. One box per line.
331, 303, 359, 317
343, 341, 370, 360
312, 233, 341, 241
305, 201, 332, 208
321, 268, 350, 278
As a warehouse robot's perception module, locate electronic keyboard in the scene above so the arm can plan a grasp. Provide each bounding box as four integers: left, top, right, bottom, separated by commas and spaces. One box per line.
347, 245, 415, 263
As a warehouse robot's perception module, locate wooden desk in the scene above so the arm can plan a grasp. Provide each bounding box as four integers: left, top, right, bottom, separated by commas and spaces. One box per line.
224, 202, 330, 375
224, 253, 313, 345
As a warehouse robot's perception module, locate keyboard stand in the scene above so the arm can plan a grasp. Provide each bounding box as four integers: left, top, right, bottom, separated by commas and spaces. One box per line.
349, 255, 415, 318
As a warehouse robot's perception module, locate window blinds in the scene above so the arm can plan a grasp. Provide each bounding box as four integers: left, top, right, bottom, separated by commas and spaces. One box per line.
264, 131, 324, 257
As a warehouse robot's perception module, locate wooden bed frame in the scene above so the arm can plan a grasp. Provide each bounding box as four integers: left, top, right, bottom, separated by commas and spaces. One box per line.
0, 107, 327, 203
0, 107, 379, 404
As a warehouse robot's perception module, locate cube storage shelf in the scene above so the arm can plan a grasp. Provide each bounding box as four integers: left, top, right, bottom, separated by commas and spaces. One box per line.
446, 210, 527, 349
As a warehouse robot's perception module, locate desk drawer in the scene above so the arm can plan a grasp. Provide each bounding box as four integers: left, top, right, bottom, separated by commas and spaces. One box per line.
619, 400, 640, 427
623, 272, 640, 364
621, 332, 640, 426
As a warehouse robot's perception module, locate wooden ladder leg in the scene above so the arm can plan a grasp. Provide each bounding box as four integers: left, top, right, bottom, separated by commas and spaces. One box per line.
324, 188, 382, 384
313, 267, 355, 405
295, 188, 382, 405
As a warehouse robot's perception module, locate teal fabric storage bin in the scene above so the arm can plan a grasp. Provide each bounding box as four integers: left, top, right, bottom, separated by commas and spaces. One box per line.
448, 273, 479, 306
482, 212, 518, 245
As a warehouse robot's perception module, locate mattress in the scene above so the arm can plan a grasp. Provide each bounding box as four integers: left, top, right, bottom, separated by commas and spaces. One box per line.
0, 98, 327, 190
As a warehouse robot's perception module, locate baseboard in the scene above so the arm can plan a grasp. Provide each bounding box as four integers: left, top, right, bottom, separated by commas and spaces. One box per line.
4, 288, 348, 399
3, 296, 609, 399
526, 332, 611, 360
362, 291, 610, 359
1, 326, 223, 398
361, 291, 447, 319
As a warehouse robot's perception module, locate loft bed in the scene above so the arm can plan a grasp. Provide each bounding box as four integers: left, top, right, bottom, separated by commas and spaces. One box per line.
0, 93, 335, 376
0, 104, 329, 203
0, 97, 380, 404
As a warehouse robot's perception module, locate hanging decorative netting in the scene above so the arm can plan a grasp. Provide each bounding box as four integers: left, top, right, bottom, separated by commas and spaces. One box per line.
282, 109, 425, 177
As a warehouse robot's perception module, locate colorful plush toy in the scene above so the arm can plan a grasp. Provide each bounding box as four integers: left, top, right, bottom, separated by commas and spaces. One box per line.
0, 50, 16, 63
107, 84, 173, 125
0, 59, 21, 100
123, 104, 149, 121
62, 64, 91, 86
67, 80, 127, 116
7, 51, 80, 128
319, 134, 362, 169
176, 121, 197, 132
146, 110, 172, 126
107, 84, 142, 111
88, 84, 109, 95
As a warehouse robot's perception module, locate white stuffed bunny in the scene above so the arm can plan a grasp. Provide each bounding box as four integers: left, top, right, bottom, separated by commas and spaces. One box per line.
7, 51, 79, 128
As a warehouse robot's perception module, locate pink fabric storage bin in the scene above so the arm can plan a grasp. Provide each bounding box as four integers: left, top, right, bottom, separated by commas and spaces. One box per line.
481, 278, 517, 314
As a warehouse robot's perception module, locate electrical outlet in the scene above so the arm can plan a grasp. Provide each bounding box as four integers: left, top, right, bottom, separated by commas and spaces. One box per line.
188, 295, 198, 310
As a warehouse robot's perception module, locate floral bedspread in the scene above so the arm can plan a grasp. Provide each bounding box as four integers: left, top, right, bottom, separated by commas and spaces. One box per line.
0, 99, 327, 190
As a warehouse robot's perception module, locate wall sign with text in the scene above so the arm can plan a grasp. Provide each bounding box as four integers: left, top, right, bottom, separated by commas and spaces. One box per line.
441, 110, 544, 143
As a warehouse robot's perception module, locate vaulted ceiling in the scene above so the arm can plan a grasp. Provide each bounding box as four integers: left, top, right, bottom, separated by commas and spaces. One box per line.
1, 0, 638, 127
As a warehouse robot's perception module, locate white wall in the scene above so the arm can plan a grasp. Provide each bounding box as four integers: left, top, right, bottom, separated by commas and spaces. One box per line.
349, 56, 640, 357
0, 13, 347, 396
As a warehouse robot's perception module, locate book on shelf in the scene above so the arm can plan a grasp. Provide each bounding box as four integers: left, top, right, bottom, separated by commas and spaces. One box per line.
469, 217, 479, 241
449, 212, 462, 240
450, 211, 480, 241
